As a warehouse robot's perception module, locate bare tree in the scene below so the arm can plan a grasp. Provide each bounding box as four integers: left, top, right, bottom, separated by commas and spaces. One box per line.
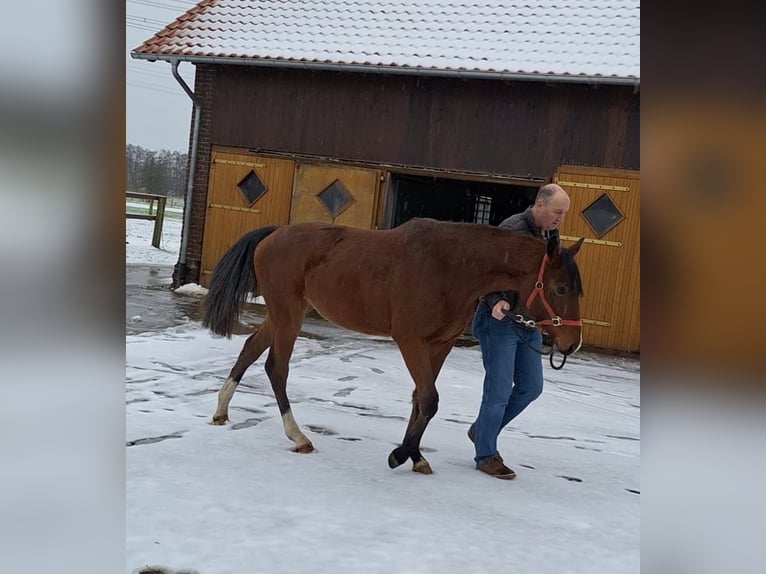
126, 144, 187, 197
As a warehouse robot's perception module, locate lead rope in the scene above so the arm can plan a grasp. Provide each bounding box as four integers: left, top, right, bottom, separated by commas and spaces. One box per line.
509, 313, 568, 370
549, 352, 567, 370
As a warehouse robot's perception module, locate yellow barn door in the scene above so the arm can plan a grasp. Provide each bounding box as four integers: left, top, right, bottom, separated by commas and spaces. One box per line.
199, 149, 295, 287
289, 162, 382, 228
554, 166, 640, 352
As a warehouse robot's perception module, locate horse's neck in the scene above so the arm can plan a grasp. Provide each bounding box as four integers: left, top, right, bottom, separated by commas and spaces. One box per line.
462, 235, 542, 298
399, 221, 544, 301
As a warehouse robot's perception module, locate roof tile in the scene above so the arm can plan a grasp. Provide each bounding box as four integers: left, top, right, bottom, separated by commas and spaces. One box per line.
132, 0, 639, 80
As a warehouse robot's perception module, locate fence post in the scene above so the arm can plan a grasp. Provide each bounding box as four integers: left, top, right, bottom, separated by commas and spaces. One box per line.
152, 196, 166, 248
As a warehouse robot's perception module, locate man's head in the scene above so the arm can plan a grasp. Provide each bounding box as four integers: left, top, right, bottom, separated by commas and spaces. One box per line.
531, 183, 570, 231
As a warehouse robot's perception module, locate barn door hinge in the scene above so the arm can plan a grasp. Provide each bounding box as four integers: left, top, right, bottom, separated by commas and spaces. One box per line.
559, 234, 622, 247
582, 318, 612, 327
208, 202, 261, 214
214, 158, 266, 168
555, 179, 630, 192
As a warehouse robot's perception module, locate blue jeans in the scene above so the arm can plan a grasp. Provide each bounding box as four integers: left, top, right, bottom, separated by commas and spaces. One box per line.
469, 301, 544, 464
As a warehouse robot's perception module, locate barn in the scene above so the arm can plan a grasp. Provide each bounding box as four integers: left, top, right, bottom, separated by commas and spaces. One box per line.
131, 0, 640, 353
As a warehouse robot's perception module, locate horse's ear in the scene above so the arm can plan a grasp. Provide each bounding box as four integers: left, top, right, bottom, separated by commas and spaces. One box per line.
569, 237, 585, 257
547, 232, 560, 259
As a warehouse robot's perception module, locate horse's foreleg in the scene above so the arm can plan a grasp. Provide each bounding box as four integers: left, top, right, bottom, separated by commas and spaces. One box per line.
211, 321, 273, 425
266, 325, 314, 453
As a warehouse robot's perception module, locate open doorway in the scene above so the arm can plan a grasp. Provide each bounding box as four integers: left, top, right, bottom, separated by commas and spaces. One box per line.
384, 173, 539, 228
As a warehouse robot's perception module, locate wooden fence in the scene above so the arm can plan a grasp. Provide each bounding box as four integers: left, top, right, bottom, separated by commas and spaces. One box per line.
126, 192, 167, 248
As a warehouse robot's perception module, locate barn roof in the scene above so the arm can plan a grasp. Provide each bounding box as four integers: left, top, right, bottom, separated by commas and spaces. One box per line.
131, 0, 640, 85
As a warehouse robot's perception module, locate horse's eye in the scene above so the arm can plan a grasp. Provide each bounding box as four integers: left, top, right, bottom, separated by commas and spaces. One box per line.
554, 285, 567, 296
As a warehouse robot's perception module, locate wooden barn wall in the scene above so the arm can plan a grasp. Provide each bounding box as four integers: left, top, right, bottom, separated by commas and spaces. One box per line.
207, 65, 639, 178
555, 166, 640, 352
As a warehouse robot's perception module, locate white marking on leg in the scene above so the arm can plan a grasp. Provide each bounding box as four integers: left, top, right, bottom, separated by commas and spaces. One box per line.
212, 378, 237, 422
282, 410, 313, 451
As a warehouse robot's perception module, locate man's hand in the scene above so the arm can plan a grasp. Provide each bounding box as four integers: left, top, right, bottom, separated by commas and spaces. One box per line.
491, 300, 510, 320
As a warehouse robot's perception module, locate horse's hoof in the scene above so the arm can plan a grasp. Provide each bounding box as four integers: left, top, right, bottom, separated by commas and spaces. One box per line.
294, 443, 315, 454
412, 459, 433, 474
388, 447, 408, 469
388, 453, 403, 469
210, 415, 228, 425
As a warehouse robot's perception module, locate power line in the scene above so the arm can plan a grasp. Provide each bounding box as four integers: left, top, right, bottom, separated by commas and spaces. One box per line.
128, 62, 195, 81
127, 14, 171, 27
127, 80, 186, 96
127, 0, 195, 11
125, 71, 194, 93
128, 64, 192, 78
128, 70, 185, 85
127, 64, 194, 84
127, 22, 160, 33
128, 71, 195, 90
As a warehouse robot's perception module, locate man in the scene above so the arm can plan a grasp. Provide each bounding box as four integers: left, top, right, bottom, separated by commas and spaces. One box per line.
468, 183, 571, 479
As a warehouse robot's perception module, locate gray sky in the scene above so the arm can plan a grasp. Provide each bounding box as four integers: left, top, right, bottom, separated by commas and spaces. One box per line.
126, 0, 198, 152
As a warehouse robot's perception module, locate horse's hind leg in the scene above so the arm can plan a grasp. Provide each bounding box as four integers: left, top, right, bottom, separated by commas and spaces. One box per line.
211, 319, 274, 425
396, 388, 427, 472
388, 341, 449, 474
265, 321, 314, 453
389, 341, 453, 474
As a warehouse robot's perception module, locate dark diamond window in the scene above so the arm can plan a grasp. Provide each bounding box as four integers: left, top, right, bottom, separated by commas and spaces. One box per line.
317, 178, 354, 218
237, 170, 267, 206
581, 193, 625, 237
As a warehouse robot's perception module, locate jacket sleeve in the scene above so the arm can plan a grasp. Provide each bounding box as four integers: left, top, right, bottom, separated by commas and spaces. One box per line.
481, 290, 520, 314
483, 291, 508, 310
479, 212, 530, 313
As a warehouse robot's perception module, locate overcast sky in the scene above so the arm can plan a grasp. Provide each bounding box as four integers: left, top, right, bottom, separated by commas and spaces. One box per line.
126, 0, 198, 152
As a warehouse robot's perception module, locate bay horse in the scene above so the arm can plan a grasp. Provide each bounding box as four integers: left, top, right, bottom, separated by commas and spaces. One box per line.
202, 218, 584, 474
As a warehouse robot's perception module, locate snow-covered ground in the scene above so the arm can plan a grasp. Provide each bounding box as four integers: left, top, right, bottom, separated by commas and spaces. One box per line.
126, 214, 183, 266
126, 218, 640, 574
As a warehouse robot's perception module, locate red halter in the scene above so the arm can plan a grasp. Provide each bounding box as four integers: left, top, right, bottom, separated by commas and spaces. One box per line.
524, 254, 582, 328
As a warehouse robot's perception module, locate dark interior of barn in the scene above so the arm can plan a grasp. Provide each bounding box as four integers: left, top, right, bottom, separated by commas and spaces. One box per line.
386, 173, 538, 228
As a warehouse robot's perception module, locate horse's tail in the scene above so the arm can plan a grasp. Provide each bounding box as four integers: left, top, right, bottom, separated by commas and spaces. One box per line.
202, 225, 280, 338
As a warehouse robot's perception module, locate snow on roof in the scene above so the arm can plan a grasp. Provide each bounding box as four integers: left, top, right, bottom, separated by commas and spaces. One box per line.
132, 0, 639, 83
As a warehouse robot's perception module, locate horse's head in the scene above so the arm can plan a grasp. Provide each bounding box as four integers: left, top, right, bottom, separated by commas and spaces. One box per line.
523, 235, 585, 358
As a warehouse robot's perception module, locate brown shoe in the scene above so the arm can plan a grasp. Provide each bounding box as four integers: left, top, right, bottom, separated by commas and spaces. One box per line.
476, 454, 517, 479
467, 428, 504, 463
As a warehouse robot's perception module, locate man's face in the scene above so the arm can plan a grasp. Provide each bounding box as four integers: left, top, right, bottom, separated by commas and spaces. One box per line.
537, 192, 570, 230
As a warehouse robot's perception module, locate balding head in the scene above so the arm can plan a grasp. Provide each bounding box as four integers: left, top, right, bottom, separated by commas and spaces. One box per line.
532, 183, 570, 231
536, 183, 569, 205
